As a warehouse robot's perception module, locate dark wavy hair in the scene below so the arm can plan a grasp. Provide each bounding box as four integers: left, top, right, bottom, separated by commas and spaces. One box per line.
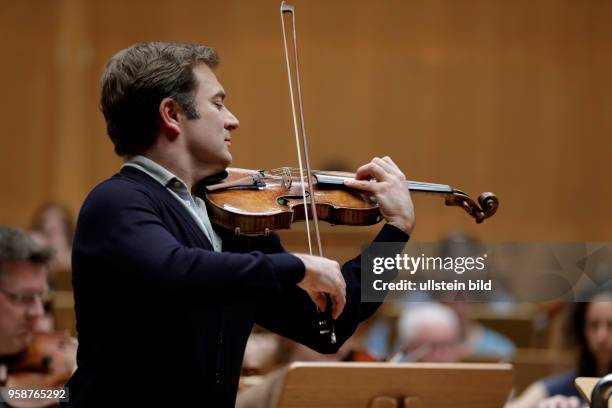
100, 42, 218, 156
565, 283, 612, 376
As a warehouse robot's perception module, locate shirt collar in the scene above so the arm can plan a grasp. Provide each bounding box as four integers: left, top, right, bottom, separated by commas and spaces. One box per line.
122, 155, 188, 191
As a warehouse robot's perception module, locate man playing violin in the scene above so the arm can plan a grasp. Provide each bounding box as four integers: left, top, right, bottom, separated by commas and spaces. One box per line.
0, 227, 52, 377
66, 42, 415, 407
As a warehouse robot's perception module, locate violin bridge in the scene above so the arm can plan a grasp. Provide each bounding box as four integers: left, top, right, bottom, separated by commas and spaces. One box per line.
253, 172, 266, 188
281, 166, 293, 190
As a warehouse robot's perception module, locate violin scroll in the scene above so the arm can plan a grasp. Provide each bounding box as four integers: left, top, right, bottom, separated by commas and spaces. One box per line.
445, 190, 499, 224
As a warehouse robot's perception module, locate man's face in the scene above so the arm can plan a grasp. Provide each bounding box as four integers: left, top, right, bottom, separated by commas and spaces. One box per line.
408, 321, 462, 363
179, 64, 239, 177
0, 261, 47, 355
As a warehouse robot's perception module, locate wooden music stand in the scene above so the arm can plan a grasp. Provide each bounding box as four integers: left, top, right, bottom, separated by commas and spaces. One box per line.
276, 362, 513, 408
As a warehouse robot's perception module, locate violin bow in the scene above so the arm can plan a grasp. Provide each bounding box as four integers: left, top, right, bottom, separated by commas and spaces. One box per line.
280, 1, 322, 256
281, 1, 336, 344
278, 1, 499, 343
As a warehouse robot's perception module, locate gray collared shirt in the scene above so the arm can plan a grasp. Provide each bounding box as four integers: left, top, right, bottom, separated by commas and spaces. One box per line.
122, 155, 222, 252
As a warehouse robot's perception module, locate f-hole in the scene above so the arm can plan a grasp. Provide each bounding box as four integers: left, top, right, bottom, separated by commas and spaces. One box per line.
277, 193, 310, 206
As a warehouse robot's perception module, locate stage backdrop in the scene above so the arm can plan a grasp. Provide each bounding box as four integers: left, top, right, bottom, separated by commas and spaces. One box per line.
1, 0, 610, 243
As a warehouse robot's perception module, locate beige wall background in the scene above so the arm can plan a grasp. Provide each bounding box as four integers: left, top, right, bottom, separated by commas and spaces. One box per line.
1, 0, 610, 244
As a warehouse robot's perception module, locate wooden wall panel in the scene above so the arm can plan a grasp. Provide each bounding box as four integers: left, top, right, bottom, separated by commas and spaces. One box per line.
0, 1, 56, 226
0, 0, 610, 245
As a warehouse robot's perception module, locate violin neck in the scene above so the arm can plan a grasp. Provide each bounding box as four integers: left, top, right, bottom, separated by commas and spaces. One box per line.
405, 180, 453, 194
314, 174, 453, 194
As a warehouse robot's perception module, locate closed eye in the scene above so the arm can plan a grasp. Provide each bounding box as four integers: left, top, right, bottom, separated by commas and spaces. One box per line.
212, 90, 226, 111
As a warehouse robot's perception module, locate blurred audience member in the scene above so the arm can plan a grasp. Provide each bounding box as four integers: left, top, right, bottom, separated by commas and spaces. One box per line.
366, 232, 516, 360
446, 301, 516, 361
0, 227, 52, 359
506, 285, 612, 408
391, 302, 463, 362
283, 334, 367, 363
242, 332, 282, 376
440, 232, 516, 360
30, 202, 74, 273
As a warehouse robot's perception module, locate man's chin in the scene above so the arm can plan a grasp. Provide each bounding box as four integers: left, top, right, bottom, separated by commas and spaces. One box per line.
217, 156, 232, 173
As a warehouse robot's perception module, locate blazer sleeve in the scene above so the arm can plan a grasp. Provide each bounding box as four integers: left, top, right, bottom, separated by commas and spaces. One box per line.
254, 223, 409, 353
72, 179, 305, 302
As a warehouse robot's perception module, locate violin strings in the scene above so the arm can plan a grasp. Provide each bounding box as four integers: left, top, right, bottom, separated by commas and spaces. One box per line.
266, 169, 455, 193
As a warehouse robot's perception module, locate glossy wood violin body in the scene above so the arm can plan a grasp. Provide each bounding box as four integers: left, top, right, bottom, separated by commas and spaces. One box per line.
201, 167, 499, 235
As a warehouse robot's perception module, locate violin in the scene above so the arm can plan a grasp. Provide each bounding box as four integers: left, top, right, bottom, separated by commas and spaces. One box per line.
0, 332, 77, 407
204, 1, 499, 345
198, 2, 498, 238
201, 167, 498, 236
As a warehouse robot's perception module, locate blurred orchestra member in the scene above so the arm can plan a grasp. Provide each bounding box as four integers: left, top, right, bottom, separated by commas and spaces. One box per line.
0, 227, 52, 360
446, 301, 516, 361
30, 202, 74, 274
507, 285, 612, 408
391, 302, 463, 363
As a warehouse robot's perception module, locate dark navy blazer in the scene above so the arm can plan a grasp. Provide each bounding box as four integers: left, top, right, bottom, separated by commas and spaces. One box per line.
65, 166, 408, 407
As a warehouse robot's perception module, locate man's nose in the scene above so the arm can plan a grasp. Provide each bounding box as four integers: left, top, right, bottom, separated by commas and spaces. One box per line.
225, 109, 239, 131
26, 297, 45, 318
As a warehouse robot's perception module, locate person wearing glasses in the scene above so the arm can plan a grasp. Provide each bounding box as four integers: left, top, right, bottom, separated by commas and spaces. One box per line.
0, 227, 52, 360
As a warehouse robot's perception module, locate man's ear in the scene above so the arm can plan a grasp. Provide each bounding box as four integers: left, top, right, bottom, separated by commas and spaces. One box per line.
159, 98, 181, 140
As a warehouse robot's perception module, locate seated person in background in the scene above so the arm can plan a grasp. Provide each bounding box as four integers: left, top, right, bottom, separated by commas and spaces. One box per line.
0, 226, 76, 404
241, 330, 282, 377
365, 232, 516, 360
0, 227, 52, 356
446, 301, 516, 361
241, 324, 375, 378
282, 332, 371, 363
0, 227, 52, 378
29, 203, 75, 334
391, 302, 463, 362
439, 232, 516, 360
29, 202, 74, 274
506, 285, 612, 408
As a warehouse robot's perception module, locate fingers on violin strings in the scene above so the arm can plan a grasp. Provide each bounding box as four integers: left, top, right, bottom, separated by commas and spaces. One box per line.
376, 156, 405, 181
355, 161, 388, 182
354, 163, 372, 180
343, 179, 380, 193
355, 160, 383, 180
373, 156, 396, 174
381, 156, 404, 176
